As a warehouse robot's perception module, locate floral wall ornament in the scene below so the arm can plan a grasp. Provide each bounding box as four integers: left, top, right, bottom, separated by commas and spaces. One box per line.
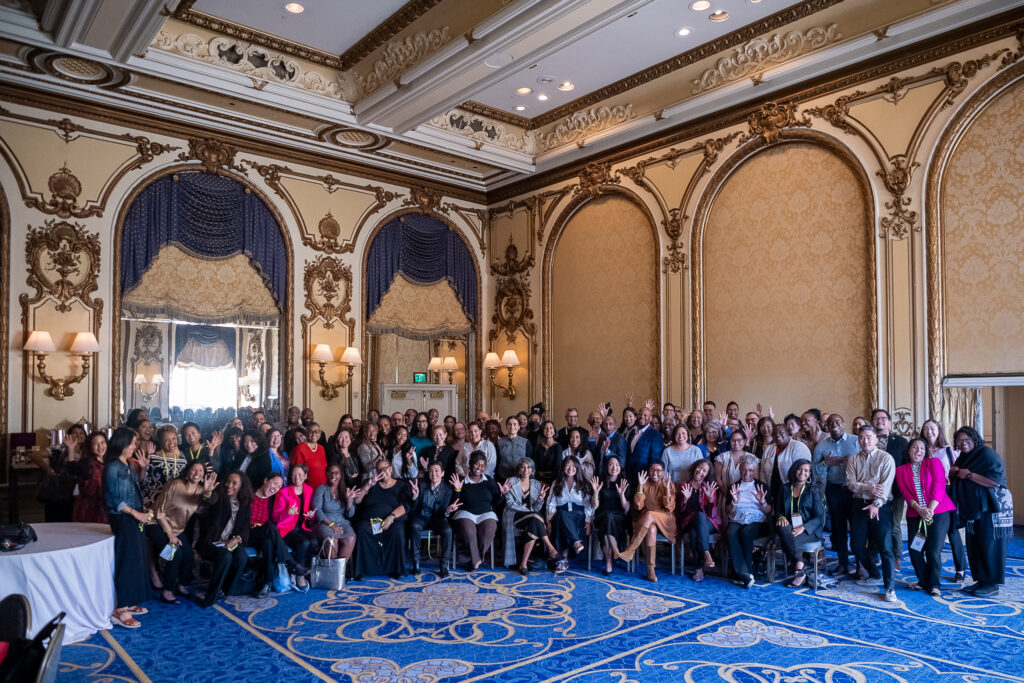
130, 323, 162, 367
489, 237, 536, 345
878, 156, 921, 239
537, 105, 635, 152
246, 331, 265, 375
663, 241, 688, 274
20, 219, 102, 317
403, 184, 445, 213
740, 101, 812, 144
22, 164, 101, 219
302, 255, 353, 330
177, 137, 244, 174
573, 161, 621, 199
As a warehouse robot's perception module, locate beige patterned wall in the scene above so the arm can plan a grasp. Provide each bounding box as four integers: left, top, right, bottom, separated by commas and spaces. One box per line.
551, 196, 658, 420
703, 143, 872, 419
942, 79, 1024, 375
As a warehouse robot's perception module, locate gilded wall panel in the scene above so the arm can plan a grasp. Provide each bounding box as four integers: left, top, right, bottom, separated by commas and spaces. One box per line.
847, 81, 945, 158
703, 143, 872, 419
942, 78, 1024, 375
550, 196, 659, 420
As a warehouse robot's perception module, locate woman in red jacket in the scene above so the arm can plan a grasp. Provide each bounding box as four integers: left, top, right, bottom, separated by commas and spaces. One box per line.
272, 463, 315, 592
894, 437, 956, 596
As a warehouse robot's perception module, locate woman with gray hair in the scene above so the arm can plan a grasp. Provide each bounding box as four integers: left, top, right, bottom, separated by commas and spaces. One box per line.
726, 453, 772, 589
503, 456, 557, 574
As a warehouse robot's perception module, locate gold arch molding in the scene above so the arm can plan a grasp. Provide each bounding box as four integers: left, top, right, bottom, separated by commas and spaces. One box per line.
924, 60, 1024, 418
359, 208, 484, 420
542, 181, 663, 413
110, 163, 295, 421
688, 128, 879, 408
0, 188, 8, 462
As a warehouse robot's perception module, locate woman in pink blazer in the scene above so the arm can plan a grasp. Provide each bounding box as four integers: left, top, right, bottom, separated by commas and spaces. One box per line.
894, 437, 956, 595
272, 462, 315, 591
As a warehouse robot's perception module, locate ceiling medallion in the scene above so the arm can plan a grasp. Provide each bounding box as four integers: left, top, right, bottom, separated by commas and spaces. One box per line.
317, 125, 390, 152
25, 48, 130, 89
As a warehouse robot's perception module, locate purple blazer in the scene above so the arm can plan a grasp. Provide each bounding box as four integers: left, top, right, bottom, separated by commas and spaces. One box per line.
895, 457, 955, 518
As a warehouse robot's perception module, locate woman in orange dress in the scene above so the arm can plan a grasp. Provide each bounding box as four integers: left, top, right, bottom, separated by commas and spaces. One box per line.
616, 461, 676, 582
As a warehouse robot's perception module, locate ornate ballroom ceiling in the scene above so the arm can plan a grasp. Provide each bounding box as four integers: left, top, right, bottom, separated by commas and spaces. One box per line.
0, 0, 1021, 200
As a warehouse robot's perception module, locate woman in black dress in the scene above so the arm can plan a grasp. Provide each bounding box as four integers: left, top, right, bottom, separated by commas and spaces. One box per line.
533, 420, 562, 484
594, 456, 630, 575
351, 459, 413, 579
419, 425, 457, 479
449, 451, 513, 571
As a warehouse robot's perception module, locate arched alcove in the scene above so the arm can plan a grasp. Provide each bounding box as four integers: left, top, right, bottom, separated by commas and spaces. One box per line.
547, 194, 660, 419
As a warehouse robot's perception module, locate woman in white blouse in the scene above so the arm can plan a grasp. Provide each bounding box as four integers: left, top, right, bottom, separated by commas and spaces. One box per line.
546, 456, 595, 574
461, 422, 497, 477
661, 425, 705, 485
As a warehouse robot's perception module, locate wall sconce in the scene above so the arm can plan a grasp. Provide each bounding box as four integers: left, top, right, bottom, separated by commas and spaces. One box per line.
485, 349, 520, 400
134, 372, 164, 403
24, 330, 100, 401
441, 356, 458, 384
427, 356, 442, 383
311, 344, 362, 400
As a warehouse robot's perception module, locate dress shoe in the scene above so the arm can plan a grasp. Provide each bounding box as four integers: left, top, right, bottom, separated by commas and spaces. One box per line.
439, 566, 450, 578
972, 584, 999, 597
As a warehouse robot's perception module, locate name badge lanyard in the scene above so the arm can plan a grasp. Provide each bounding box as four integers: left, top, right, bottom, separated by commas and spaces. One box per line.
790, 485, 805, 527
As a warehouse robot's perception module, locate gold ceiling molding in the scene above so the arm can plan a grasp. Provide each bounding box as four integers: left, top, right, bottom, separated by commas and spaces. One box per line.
740, 101, 812, 144
688, 130, 878, 408
489, 236, 535, 346
316, 125, 391, 152
356, 26, 451, 98
693, 24, 842, 95
19, 218, 103, 324
427, 108, 533, 155
244, 160, 401, 254
442, 203, 489, 255
924, 60, 1024, 418
461, 101, 531, 129
807, 49, 1009, 239
618, 131, 742, 273
531, 0, 843, 128
172, 2, 343, 70
340, 0, 446, 71
130, 322, 162, 368
534, 187, 574, 246
301, 255, 354, 330
537, 105, 635, 153
152, 30, 354, 100
176, 136, 245, 174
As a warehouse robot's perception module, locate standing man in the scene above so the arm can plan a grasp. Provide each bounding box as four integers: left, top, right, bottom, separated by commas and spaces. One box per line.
556, 407, 581, 448
626, 406, 663, 484
846, 426, 897, 602
597, 413, 626, 469
872, 408, 909, 571
814, 414, 860, 575
702, 401, 717, 425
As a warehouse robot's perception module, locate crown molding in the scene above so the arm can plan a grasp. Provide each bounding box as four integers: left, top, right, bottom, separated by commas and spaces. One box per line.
340, 0, 445, 71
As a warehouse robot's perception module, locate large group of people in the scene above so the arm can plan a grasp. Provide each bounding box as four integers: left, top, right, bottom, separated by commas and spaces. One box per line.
36, 396, 1010, 629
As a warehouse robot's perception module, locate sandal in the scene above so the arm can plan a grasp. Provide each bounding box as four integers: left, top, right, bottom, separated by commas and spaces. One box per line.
693, 568, 705, 582
929, 587, 941, 597
111, 611, 141, 629
573, 541, 585, 555
786, 568, 807, 588
126, 606, 148, 615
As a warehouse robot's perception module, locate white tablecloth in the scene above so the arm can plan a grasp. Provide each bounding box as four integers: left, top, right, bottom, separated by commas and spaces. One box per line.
0, 522, 115, 644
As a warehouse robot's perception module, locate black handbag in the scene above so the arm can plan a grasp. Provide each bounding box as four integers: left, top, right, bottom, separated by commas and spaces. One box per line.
0, 523, 38, 552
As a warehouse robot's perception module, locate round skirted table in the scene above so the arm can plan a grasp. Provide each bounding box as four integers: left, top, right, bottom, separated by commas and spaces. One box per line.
0, 522, 115, 643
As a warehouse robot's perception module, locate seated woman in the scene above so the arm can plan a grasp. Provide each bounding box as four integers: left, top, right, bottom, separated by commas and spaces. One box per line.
247, 473, 304, 597
351, 459, 413, 579
616, 462, 677, 583
149, 461, 217, 603
594, 457, 630, 576
563, 430, 596, 481
726, 454, 772, 589
774, 458, 825, 588
678, 459, 719, 581
546, 456, 596, 574
312, 464, 356, 561
198, 470, 252, 608
272, 463, 316, 592
895, 437, 955, 596
503, 457, 557, 575
662, 425, 705, 485
450, 451, 513, 571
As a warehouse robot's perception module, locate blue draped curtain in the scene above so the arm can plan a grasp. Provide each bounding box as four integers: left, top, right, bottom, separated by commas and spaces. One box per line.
173, 325, 237, 366
366, 213, 477, 324
120, 172, 286, 307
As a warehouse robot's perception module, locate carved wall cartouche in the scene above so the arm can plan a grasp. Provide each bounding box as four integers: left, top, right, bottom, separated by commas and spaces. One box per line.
20, 219, 103, 323
301, 255, 354, 330
489, 237, 536, 346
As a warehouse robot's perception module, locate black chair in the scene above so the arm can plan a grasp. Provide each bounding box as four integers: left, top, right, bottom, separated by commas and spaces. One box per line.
0, 593, 31, 642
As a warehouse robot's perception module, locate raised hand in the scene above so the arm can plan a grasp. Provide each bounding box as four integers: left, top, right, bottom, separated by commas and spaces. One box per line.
753, 488, 767, 506
637, 471, 649, 489
410, 479, 419, 498
540, 484, 550, 500
448, 473, 464, 491
644, 399, 656, 411
351, 488, 366, 504
203, 471, 218, 493
717, 411, 727, 424
499, 478, 515, 495
420, 456, 429, 471
615, 479, 628, 496
768, 405, 775, 420
492, 412, 501, 423
702, 481, 719, 499
598, 402, 609, 418
209, 430, 223, 452
135, 449, 151, 471
590, 475, 602, 494
624, 392, 635, 408
755, 403, 763, 418
680, 482, 693, 502
446, 499, 463, 515
730, 483, 741, 502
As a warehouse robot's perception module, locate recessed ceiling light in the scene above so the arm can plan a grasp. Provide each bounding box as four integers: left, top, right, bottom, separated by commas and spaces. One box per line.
284, 2, 304, 13
515, 105, 527, 111
558, 81, 574, 91
484, 53, 514, 68
537, 94, 549, 101
516, 87, 533, 95
690, 1, 711, 10
537, 75, 556, 84
709, 10, 729, 21
677, 27, 692, 36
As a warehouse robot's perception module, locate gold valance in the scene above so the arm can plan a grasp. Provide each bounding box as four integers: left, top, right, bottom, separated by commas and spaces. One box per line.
366, 274, 472, 340
123, 244, 280, 325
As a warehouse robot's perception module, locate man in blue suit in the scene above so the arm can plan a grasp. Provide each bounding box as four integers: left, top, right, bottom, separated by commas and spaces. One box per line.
626, 406, 664, 483
597, 413, 626, 469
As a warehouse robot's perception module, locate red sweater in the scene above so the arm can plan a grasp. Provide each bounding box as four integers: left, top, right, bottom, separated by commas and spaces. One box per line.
290, 443, 328, 490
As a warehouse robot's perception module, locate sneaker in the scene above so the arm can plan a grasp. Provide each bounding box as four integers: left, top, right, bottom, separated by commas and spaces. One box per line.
953, 571, 965, 583
884, 589, 898, 603
555, 559, 568, 574
857, 577, 883, 587
929, 587, 941, 597
744, 574, 755, 589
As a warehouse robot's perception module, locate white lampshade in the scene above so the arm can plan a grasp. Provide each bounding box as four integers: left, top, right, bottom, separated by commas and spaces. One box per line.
70, 332, 100, 353
23, 330, 55, 352
427, 356, 442, 371
483, 352, 501, 369
441, 356, 458, 371
310, 343, 334, 363
500, 350, 520, 367
151, 373, 165, 385
340, 346, 362, 366
133, 373, 146, 385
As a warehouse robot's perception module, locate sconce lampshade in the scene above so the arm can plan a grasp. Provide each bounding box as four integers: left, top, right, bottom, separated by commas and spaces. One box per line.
483, 352, 501, 369
310, 344, 334, 363
70, 332, 100, 353
133, 373, 147, 385
500, 350, 521, 367
441, 356, 458, 371
24, 330, 56, 352
340, 347, 362, 366
151, 373, 165, 385
427, 356, 442, 371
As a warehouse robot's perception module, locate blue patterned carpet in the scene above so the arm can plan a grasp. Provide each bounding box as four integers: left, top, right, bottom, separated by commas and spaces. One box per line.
58, 543, 1024, 683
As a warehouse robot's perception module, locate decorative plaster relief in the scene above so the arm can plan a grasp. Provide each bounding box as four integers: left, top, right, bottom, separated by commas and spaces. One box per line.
357, 27, 451, 97
537, 105, 636, 152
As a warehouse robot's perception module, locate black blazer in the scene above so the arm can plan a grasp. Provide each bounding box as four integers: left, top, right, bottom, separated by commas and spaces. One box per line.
881, 433, 909, 497
410, 482, 454, 520
773, 483, 825, 540
200, 489, 252, 551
